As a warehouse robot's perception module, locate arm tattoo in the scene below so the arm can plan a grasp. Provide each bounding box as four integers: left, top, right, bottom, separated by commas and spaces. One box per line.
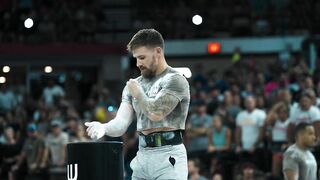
137, 92, 179, 121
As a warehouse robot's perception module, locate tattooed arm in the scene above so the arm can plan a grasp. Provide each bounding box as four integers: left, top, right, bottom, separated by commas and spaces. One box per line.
127, 74, 188, 122
136, 91, 179, 121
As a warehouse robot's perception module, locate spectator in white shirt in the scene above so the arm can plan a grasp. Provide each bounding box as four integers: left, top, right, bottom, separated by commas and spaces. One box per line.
236, 96, 266, 153
287, 91, 320, 144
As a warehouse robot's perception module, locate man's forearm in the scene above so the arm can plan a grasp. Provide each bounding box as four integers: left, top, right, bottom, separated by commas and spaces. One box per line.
136, 92, 179, 121
105, 118, 132, 137
104, 103, 134, 137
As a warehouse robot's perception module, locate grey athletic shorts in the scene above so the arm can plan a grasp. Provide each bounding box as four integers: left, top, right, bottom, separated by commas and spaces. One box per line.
130, 143, 188, 180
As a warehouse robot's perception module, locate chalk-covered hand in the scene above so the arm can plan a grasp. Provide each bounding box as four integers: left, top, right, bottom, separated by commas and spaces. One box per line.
127, 79, 143, 99
85, 121, 106, 140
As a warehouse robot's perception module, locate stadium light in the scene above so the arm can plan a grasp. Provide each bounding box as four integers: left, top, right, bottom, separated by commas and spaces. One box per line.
192, 15, 202, 25
0, 76, 6, 83
2, 66, 10, 73
173, 67, 192, 78
44, 66, 53, 73
24, 18, 34, 28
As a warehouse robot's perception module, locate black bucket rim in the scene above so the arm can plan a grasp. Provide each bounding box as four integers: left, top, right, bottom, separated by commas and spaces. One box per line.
67, 141, 123, 145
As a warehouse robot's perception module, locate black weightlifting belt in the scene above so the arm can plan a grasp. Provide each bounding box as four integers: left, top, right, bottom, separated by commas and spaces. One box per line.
139, 130, 183, 147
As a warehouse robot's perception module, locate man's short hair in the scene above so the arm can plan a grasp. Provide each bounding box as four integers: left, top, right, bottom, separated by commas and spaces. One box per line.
127, 29, 164, 52
295, 122, 313, 138
301, 89, 316, 99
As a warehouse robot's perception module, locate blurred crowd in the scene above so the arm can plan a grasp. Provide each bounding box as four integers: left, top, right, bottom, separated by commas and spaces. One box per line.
184, 54, 320, 180
0, 77, 120, 180
0, 0, 320, 180
1, 53, 320, 180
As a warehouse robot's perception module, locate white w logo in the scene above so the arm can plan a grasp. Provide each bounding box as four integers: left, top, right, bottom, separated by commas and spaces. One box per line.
67, 164, 78, 180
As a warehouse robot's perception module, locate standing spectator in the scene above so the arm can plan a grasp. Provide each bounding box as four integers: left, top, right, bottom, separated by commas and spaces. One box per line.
42, 120, 68, 169
264, 102, 290, 179
208, 115, 231, 153
235, 96, 266, 170
236, 96, 266, 153
186, 101, 212, 156
42, 79, 65, 107
11, 123, 46, 180
207, 115, 231, 179
287, 92, 320, 144
283, 123, 317, 180
188, 158, 208, 180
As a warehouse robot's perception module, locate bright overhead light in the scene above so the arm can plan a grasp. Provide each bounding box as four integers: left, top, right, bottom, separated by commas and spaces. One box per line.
3, 66, 10, 73
44, 66, 53, 73
0, 76, 6, 83
192, 15, 202, 25
24, 18, 34, 28
173, 67, 192, 78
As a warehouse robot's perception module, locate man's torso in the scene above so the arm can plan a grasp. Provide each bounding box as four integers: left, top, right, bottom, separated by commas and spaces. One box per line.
283, 144, 317, 180
123, 67, 190, 134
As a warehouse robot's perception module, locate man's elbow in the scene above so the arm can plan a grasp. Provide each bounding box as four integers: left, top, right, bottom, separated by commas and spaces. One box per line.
283, 169, 298, 180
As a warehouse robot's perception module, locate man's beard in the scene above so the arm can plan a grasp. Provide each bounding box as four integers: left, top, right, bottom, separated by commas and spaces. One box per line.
140, 56, 157, 79
140, 68, 155, 79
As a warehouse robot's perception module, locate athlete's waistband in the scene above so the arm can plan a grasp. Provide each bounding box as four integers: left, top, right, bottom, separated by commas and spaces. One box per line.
139, 130, 183, 147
